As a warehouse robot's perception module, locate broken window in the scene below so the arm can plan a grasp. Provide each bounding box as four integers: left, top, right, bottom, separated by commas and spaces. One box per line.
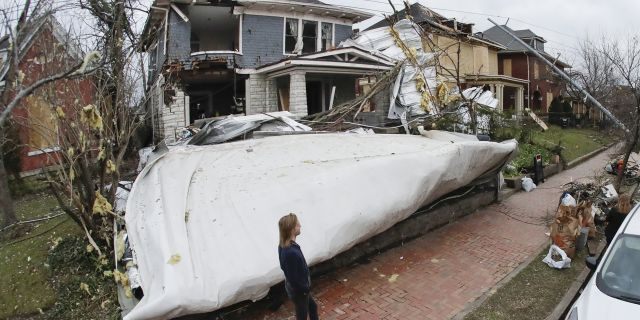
302, 20, 317, 54
321, 23, 333, 51
285, 18, 299, 54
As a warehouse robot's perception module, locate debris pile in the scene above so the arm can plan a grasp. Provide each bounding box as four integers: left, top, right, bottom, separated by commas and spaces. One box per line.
306, 19, 499, 133
546, 180, 622, 265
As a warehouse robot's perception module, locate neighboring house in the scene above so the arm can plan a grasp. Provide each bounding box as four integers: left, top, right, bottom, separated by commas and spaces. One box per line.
364, 3, 528, 116
0, 18, 94, 176
479, 25, 571, 114
142, 0, 390, 142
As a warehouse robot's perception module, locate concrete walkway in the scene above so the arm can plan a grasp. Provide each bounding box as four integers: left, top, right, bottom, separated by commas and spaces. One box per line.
235, 146, 617, 320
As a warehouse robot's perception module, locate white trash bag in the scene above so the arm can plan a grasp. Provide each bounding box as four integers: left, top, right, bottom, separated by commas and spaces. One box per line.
522, 177, 537, 192
602, 184, 619, 201
542, 245, 572, 269
561, 193, 577, 207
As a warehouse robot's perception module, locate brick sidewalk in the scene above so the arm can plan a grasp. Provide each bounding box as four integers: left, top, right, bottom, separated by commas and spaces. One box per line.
234, 147, 615, 320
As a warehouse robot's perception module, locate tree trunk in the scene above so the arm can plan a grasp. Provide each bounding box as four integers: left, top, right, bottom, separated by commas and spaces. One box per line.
615, 124, 640, 191
0, 150, 18, 228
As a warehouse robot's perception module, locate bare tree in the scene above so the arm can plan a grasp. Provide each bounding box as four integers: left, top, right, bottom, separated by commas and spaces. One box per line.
39, 0, 147, 252
568, 37, 618, 123
598, 35, 640, 190
0, 0, 99, 229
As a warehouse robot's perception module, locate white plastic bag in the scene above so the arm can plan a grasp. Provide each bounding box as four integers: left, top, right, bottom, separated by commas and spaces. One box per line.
561, 193, 577, 207
522, 177, 536, 192
602, 184, 619, 200
542, 245, 572, 269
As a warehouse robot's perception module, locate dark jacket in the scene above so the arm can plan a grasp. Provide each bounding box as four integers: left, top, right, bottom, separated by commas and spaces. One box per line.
278, 241, 310, 296
605, 208, 627, 244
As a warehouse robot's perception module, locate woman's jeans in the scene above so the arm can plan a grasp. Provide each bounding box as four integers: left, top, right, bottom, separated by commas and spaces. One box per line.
291, 293, 319, 320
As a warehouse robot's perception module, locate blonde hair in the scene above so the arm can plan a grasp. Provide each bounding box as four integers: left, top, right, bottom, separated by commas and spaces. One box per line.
279, 213, 298, 247
619, 194, 632, 214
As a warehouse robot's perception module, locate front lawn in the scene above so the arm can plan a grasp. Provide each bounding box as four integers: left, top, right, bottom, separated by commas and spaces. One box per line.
464, 245, 590, 320
532, 126, 612, 163
0, 193, 79, 318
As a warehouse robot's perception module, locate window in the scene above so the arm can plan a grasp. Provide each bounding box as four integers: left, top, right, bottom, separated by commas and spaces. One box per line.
285, 19, 330, 54
597, 235, 640, 304
191, 32, 200, 52
503, 59, 512, 77
285, 18, 299, 54
26, 95, 58, 150
321, 23, 333, 51
301, 20, 317, 54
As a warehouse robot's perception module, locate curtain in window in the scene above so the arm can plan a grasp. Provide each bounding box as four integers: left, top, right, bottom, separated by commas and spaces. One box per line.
321, 23, 333, 51
286, 19, 300, 53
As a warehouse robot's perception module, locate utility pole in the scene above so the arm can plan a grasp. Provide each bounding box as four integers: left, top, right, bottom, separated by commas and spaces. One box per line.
488, 18, 628, 133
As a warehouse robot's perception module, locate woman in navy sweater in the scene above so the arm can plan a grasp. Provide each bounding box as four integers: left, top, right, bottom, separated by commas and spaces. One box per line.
278, 213, 319, 320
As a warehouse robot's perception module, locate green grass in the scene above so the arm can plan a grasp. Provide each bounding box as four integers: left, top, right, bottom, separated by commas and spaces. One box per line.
532, 126, 612, 162
0, 193, 80, 319
464, 246, 588, 320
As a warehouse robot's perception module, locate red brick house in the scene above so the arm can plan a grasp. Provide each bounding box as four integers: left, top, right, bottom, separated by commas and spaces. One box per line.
0, 18, 95, 176
479, 26, 571, 115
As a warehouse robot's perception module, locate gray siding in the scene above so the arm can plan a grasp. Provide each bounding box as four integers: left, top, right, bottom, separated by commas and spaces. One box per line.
157, 25, 166, 67
241, 15, 285, 69
335, 24, 353, 45
167, 10, 191, 61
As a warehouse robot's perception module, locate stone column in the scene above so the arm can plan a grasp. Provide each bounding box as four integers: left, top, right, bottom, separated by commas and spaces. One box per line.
496, 84, 504, 112
246, 74, 267, 115
266, 78, 279, 112
289, 71, 308, 116
161, 86, 189, 143
516, 86, 525, 116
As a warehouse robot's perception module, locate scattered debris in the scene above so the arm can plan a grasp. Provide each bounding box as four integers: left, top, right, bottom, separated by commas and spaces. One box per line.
388, 274, 399, 283
167, 254, 181, 265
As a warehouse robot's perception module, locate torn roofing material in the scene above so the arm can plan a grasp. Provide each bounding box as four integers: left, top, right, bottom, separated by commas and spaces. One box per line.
124, 133, 517, 319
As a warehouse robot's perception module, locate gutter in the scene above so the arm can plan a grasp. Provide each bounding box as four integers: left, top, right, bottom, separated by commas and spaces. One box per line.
150, 6, 169, 56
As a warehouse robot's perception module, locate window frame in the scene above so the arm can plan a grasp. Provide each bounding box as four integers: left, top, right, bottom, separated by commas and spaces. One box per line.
283, 18, 335, 56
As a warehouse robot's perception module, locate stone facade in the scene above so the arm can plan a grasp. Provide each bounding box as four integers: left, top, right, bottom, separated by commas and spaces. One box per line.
289, 71, 308, 116
265, 79, 279, 112
246, 74, 267, 114
149, 75, 189, 143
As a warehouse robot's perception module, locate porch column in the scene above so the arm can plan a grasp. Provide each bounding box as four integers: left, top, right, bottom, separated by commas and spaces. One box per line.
266, 79, 278, 112
516, 86, 525, 116
496, 84, 504, 112
246, 74, 267, 115
289, 71, 308, 116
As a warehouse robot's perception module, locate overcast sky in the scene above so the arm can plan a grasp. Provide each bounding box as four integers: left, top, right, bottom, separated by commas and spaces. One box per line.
323, 0, 640, 68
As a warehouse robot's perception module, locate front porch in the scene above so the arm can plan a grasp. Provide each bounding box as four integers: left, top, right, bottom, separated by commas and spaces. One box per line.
245, 47, 394, 117
465, 75, 528, 117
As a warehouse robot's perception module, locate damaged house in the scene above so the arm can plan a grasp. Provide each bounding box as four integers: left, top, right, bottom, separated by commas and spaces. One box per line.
479, 25, 571, 114
141, 0, 392, 142
363, 3, 528, 117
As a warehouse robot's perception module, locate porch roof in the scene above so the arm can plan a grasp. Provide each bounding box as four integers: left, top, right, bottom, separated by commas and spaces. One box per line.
253, 46, 395, 77
465, 74, 529, 86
